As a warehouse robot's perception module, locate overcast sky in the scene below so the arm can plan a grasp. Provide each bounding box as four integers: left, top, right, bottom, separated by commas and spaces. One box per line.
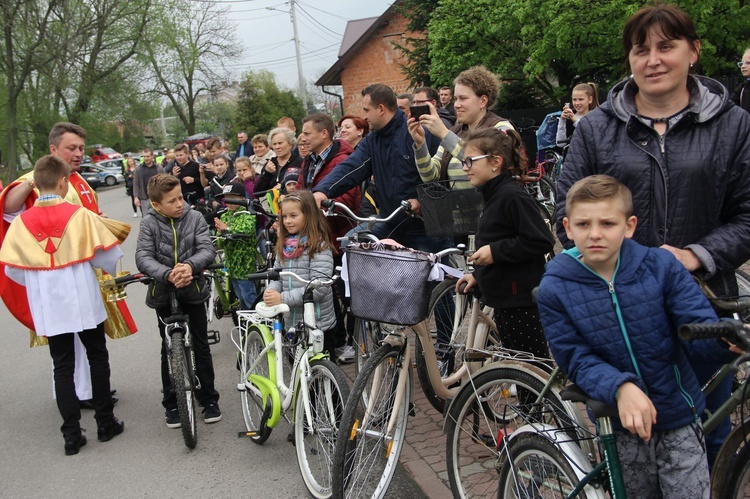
223, 0, 394, 90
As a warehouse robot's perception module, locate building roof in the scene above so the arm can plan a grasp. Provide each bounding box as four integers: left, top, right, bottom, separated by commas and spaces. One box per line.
316, 2, 401, 86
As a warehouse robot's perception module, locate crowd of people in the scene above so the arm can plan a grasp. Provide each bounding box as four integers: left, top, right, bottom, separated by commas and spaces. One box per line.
1, 4, 750, 498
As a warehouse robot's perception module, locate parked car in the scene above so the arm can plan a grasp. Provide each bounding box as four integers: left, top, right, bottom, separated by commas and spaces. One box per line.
97, 158, 126, 173
79, 170, 102, 190
79, 163, 124, 186
89, 145, 123, 163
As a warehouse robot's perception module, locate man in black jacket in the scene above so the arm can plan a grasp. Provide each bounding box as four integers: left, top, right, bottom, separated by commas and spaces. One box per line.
171, 143, 203, 205
133, 148, 161, 216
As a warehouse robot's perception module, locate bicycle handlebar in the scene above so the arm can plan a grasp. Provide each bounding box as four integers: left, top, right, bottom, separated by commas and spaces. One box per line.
222, 197, 278, 220
322, 199, 412, 226
245, 269, 337, 289
678, 320, 744, 343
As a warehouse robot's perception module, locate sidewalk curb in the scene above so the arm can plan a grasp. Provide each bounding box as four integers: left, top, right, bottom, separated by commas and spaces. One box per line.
401, 439, 453, 499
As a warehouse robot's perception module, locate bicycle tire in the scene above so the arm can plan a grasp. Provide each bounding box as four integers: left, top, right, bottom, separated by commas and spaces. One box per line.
497, 432, 598, 499
445, 365, 579, 498
295, 359, 351, 499
240, 325, 273, 444
415, 278, 473, 413
170, 330, 197, 449
331, 343, 411, 499
711, 419, 750, 498
539, 175, 557, 223
352, 317, 378, 376
735, 269, 750, 324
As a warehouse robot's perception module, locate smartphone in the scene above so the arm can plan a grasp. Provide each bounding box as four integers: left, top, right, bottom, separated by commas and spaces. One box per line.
410, 104, 430, 120
564, 102, 570, 109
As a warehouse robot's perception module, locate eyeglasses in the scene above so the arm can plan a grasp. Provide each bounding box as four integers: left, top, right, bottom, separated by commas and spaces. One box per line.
460, 154, 490, 169
738, 61, 750, 67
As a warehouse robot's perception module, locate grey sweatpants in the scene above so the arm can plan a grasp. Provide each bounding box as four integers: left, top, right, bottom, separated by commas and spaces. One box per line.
616, 422, 710, 499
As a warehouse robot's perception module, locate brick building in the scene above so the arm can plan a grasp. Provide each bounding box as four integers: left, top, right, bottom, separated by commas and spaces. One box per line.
316, 1, 417, 114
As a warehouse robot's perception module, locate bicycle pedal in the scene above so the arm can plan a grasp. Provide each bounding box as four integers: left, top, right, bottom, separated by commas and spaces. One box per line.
408, 402, 416, 417
238, 431, 259, 438
207, 330, 220, 345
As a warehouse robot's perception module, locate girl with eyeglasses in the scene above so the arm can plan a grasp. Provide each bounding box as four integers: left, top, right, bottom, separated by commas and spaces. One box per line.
454, 127, 554, 360
731, 49, 750, 112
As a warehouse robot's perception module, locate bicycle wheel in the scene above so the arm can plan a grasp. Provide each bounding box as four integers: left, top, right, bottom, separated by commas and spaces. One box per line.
352, 317, 378, 376
712, 420, 750, 498
170, 330, 198, 449
497, 433, 597, 499
538, 175, 557, 223
332, 343, 411, 499
445, 365, 578, 498
296, 359, 351, 499
735, 269, 750, 324
240, 325, 273, 444
415, 279, 474, 413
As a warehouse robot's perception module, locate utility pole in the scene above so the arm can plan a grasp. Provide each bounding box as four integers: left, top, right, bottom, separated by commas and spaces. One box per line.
289, 0, 307, 108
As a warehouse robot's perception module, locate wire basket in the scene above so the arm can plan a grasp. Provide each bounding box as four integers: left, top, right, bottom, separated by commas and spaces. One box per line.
417, 180, 483, 238
346, 243, 435, 325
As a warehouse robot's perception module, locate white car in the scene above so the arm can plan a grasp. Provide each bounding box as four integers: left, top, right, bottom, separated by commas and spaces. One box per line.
79, 163, 125, 187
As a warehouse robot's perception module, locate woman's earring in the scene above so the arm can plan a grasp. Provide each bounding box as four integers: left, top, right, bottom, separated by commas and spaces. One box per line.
492, 168, 497, 172
690, 63, 694, 69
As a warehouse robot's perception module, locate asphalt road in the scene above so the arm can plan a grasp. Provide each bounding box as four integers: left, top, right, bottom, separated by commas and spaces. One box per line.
0, 184, 426, 498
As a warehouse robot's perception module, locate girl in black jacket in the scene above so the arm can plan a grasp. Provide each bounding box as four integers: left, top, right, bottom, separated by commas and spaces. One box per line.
455, 128, 554, 359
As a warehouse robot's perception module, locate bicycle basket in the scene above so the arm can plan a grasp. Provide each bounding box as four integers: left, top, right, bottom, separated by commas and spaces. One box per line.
346, 243, 435, 325
417, 180, 483, 238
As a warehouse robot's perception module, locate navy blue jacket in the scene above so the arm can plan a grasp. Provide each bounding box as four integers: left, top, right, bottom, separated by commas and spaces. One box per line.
537, 238, 735, 431
313, 110, 441, 233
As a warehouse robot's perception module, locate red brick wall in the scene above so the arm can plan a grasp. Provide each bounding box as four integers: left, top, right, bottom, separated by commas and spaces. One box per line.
340, 12, 417, 115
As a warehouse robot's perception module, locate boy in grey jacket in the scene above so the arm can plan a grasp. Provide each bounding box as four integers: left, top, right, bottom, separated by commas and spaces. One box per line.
135, 174, 221, 428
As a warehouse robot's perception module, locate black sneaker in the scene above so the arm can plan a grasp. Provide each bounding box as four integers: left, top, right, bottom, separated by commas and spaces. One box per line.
202, 402, 222, 423
97, 417, 125, 442
165, 408, 181, 428
64, 433, 87, 456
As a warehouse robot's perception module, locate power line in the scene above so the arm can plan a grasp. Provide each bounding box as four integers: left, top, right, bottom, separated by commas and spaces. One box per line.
295, 13, 340, 45
296, 4, 342, 37
297, 1, 350, 21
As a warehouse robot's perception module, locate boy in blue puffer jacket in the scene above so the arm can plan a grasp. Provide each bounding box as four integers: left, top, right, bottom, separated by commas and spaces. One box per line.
537, 175, 737, 499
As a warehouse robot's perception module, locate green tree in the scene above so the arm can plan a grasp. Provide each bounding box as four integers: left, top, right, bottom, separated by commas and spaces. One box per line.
427, 0, 750, 106
234, 70, 306, 138
139, 0, 241, 136
393, 0, 441, 88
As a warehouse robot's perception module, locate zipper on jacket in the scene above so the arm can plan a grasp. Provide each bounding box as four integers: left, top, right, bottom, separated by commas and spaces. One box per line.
673, 364, 700, 423
170, 217, 178, 265
633, 122, 669, 244
568, 252, 647, 392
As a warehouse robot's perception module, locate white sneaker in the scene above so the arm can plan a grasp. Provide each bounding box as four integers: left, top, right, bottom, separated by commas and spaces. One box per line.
338, 345, 355, 364
133, 213, 138, 218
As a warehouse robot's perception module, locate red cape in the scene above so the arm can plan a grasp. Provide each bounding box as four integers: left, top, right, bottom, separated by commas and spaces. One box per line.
0, 175, 136, 334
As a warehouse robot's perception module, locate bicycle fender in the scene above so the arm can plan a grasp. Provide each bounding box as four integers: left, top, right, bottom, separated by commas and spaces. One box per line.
509, 424, 606, 499
442, 360, 552, 432
252, 324, 278, 385
248, 374, 281, 428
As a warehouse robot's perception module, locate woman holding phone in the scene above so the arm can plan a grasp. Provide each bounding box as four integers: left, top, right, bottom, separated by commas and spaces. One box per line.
408, 65, 515, 190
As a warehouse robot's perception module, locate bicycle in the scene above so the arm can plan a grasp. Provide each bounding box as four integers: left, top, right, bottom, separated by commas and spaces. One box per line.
493, 318, 750, 498
99, 265, 224, 449
232, 269, 350, 499
323, 200, 497, 413
329, 235, 500, 498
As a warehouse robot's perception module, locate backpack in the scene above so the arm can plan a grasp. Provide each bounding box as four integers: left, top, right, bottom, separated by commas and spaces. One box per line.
536, 111, 562, 152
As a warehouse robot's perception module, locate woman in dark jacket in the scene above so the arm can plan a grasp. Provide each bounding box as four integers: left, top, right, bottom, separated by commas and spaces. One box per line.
124, 157, 138, 217
731, 48, 750, 113
455, 127, 554, 359
556, 3, 750, 466
254, 127, 303, 194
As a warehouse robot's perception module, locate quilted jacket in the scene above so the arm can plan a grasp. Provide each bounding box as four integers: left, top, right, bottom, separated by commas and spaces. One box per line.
556, 75, 750, 297
537, 238, 736, 431
136, 205, 216, 309
267, 248, 336, 332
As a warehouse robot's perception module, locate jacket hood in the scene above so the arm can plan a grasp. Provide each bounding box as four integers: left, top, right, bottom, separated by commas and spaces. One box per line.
147, 201, 190, 225
604, 75, 731, 124
544, 238, 648, 285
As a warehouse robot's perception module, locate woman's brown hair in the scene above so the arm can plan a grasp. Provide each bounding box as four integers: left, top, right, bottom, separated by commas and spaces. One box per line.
622, 2, 699, 69
462, 127, 528, 176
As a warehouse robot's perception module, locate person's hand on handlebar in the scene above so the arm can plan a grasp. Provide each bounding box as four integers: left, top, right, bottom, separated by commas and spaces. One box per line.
407, 198, 421, 215
313, 191, 328, 208
263, 288, 282, 306
455, 273, 477, 294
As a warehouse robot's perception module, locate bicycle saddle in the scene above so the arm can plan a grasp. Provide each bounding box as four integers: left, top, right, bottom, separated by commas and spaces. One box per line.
560, 384, 620, 420
255, 302, 290, 318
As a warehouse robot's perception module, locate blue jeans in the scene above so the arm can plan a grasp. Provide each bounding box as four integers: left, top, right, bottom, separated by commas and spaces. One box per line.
232, 278, 258, 310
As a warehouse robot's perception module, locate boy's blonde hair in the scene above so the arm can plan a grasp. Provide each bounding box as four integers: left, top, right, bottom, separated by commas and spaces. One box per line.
33, 155, 70, 190
147, 173, 181, 203
566, 175, 633, 217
